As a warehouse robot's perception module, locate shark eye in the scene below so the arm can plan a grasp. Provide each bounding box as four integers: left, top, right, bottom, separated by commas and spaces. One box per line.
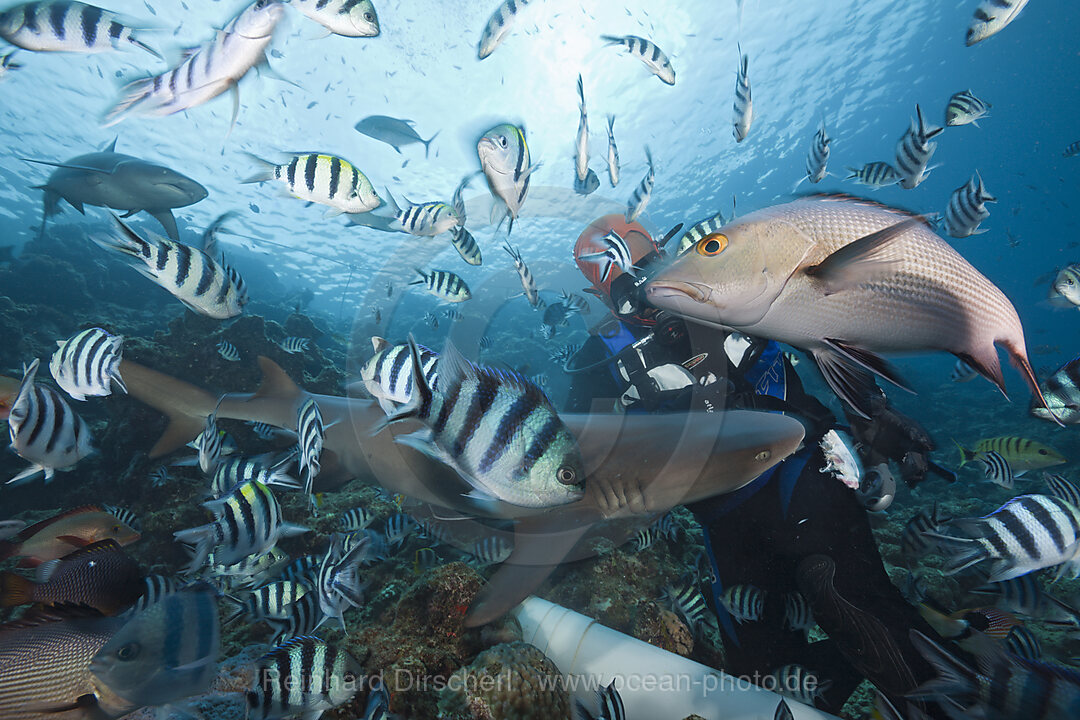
755, 450, 771, 461
697, 234, 728, 256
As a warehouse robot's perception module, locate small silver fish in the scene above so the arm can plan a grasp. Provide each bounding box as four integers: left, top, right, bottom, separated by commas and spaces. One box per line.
733, 46, 753, 142
477, 0, 532, 59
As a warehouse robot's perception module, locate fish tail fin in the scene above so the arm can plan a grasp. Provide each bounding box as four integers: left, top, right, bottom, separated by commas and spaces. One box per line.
926, 531, 988, 576
370, 335, 431, 436
90, 216, 151, 261
0, 571, 34, 606
1002, 339, 1061, 426
172, 526, 215, 574
507, 215, 515, 236
907, 630, 977, 702
844, 167, 859, 180
116, 359, 219, 458
241, 153, 277, 184
959, 344, 1007, 399
599, 34, 621, 46
102, 77, 156, 127
951, 439, 975, 466
128, 36, 162, 60
423, 130, 440, 159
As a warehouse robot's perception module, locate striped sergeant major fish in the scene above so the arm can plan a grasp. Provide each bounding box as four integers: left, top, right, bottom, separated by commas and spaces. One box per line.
910, 629, 1079, 720
210, 455, 300, 498
0, 1, 159, 56
783, 592, 815, 639
173, 479, 309, 573
845, 161, 902, 188
733, 46, 752, 142
392, 200, 460, 237
450, 227, 482, 266
945, 89, 991, 127
373, 336, 585, 508
560, 290, 590, 315
92, 218, 247, 319
49, 327, 126, 401
470, 536, 512, 566
225, 580, 308, 624
574, 75, 600, 197
894, 104, 944, 189
103, 505, 140, 534
600, 34, 675, 85
720, 584, 765, 624
6, 358, 94, 484
1065, 141, 1080, 159
129, 574, 178, 614
478, 123, 533, 235
980, 450, 1015, 489
0, 50, 21, 80
245, 636, 362, 719
207, 545, 290, 589
965, 0, 1030, 46
292, 0, 378, 37
503, 242, 540, 308
364, 676, 391, 720
278, 337, 310, 354
1049, 266, 1080, 310
944, 171, 995, 238
796, 120, 832, 188
606, 115, 620, 187
771, 664, 831, 706
477, 0, 531, 59
954, 436, 1065, 474
248, 421, 279, 440
1005, 624, 1041, 660
1045, 473, 1080, 511
244, 152, 381, 217
664, 580, 709, 631
901, 501, 950, 560
384, 513, 414, 547
950, 358, 978, 383
451, 173, 471, 225
338, 506, 374, 533
970, 574, 1080, 625
549, 343, 580, 365
677, 209, 727, 255
930, 494, 1080, 583
360, 336, 439, 415
577, 230, 638, 284
198, 411, 222, 475
267, 592, 324, 643
297, 398, 326, 501
103, 0, 287, 130
574, 681, 626, 720
410, 268, 472, 303
279, 555, 320, 588
217, 340, 241, 362
625, 146, 654, 223
315, 532, 371, 633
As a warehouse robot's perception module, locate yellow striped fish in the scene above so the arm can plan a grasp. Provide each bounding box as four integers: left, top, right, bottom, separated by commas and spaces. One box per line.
954, 436, 1066, 474
243, 152, 380, 216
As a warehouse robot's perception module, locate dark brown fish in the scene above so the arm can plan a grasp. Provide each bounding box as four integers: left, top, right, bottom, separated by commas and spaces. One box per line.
0, 541, 143, 615
0, 507, 140, 568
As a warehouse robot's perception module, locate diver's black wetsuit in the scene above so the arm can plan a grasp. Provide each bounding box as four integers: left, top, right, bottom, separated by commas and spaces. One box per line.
565, 318, 946, 716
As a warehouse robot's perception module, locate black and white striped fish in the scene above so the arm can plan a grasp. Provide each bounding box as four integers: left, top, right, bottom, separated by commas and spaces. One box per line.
245, 152, 380, 216
720, 584, 765, 624
226, 580, 309, 624
129, 574, 178, 614
297, 398, 325, 501
980, 450, 1015, 489
173, 479, 309, 573
316, 532, 371, 633
104, 505, 141, 534
1044, 473, 1080, 510
634, 527, 659, 551
575, 681, 625, 720
0, 1, 159, 56
945, 171, 995, 238
784, 592, 815, 638
504, 243, 541, 308
278, 337, 310, 354
450, 227, 482, 266
771, 664, 831, 706
600, 34, 675, 85
217, 340, 241, 362
549, 343, 580, 365
266, 592, 324, 643
93, 218, 247, 319
410, 268, 472, 303
946, 89, 991, 127
625, 146, 654, 223
677, 210, 727, 255
424, 311, 439, 330
248, 421, 277, 440
360, 337, 440, 415
664, 580, 708, 629
845, 161, 901, 188
417, 518, 452, 546
245, 636, 362, 718
797, 120, 832, 187
210, 455, 299, 498
477, 0, 532, 59
441, 309, 464, 321
470, 536, 512, 566
104, 0, 286, 129
384, 513, 414, 547
894, 104, 944, 189
198, 412, 223, 475
292, 0, 378, 37
733, 47, 753, 142
950, 359, 978, 383
338, 507, 374, 533
0, 50, 21, 80
573, 74, 599, 197
279, 555, 321, 589
394, 200, 460, 237
374, 336, 585, 508
208, 545, 290, 589
1004, 624, 1041, 660
965, 0, 1029, 46
364, 677, 391, 720
49, 327, 125, 401
1065, 141, 1080, 159
577, 230, 638, 283
606, 115, 620, 187
901, 502, 950, 560
149, 466, 169, 487
560, 290, 590, 315
1032, 355, 1080, 425
970, 574, 1080, 625
6, 358, 94, 484
931, 494, 1080, 582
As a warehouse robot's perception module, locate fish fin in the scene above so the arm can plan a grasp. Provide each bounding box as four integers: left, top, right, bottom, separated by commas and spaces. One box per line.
999, 339, 1061, 426
6, 464, 46, 485
34, 694, 109, 719
376, 397, 396, 415
423, 130, 440, 159
823, 338, 913, 393
55, 534, 91, 548
804, 217, 922, 293
924, 532, 988, 576
0, 571, 34, 606
227, 82, 240, 140
103, 137, 118, 153
277, 523, 310, 538
102, 76, 156, 127
907, 631, 977, 702
115, 359, 217, 458
252, 356, 303, 403
241, 152, 277, 183
813, 339, 911, 418
147, 210, 179, 242
19, 158, 116, 174
128, 37, 162, 60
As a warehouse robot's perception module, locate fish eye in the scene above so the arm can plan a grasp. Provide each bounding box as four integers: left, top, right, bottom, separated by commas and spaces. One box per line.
364, 12, 374, 21
755, 450, 771, 461
498, 135, 508, 148
112, 524, 121, 532
557, 466, 577, 485
1038, 449, 1048, 455
696, 233, 728, 256
117, 642, 141, 661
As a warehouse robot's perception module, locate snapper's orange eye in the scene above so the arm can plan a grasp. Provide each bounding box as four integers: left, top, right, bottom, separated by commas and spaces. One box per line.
696, 233, 728, 256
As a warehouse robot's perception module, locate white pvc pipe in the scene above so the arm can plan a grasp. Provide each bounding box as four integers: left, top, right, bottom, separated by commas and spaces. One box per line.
514, 597, 840, 720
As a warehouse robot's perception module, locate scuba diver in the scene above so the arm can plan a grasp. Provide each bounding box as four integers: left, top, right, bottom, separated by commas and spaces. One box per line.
564, 214, 952, 717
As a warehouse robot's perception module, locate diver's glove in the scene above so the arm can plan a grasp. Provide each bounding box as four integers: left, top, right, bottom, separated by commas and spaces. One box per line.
845, 393, 950, 489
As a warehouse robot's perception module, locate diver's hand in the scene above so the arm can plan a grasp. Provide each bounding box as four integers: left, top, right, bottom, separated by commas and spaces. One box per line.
592, 472, 649, 516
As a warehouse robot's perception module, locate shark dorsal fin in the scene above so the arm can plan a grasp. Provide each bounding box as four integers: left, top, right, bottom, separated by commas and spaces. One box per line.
254, 356, 302, 402
103, 137, 118, 153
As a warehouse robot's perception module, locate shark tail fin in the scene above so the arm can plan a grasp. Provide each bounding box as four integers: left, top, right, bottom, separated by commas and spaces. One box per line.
116, 359, 219, 458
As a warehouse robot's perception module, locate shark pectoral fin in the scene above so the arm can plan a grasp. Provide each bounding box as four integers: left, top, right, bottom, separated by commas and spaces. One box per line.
464, 510, 598, 628
148, 209, 180, 241
119, 210, 138, 218
67, 199, 86, 214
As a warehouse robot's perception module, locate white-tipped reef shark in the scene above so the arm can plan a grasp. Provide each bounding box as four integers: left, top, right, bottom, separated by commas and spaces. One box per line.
22, 138, 207, 241
118, 355, 805, 626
